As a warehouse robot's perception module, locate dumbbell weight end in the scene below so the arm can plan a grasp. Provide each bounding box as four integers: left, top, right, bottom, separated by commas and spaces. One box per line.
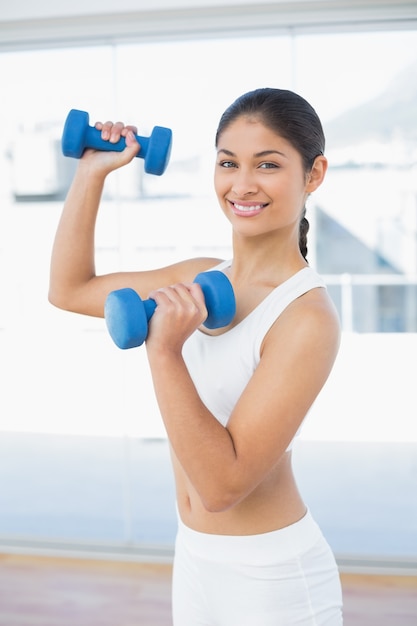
104, 288, 156, 350
194, 271, 236, 329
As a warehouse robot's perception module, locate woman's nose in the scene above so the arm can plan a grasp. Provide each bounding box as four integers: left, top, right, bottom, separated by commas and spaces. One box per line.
231, 168, 258, 196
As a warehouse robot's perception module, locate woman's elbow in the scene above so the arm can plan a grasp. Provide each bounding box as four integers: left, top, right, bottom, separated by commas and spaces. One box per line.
48, 288, 69, 311
48, 289, 63, 310
200, 485, 245, 513
48, 286, 80, 313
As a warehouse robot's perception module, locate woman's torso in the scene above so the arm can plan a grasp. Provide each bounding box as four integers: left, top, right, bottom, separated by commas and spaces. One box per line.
175, 262, 327, 535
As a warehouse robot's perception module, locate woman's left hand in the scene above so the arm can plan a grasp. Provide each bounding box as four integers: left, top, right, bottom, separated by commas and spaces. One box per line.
145, 282, 208, 353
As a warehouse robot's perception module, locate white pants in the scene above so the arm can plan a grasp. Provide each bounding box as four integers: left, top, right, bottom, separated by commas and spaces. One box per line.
172, 510, 343, 625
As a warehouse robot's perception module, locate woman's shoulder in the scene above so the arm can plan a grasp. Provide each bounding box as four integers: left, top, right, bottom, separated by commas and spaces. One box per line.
281, 276, 340, 346
259, 284, 340, 383
261, 268, 340, 353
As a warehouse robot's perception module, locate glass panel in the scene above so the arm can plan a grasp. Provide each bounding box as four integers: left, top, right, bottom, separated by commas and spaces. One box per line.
293, 30, 417, 333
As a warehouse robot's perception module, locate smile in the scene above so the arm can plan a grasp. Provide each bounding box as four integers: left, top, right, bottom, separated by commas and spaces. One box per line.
230, 201, 268, 216
234, 203, 266, 211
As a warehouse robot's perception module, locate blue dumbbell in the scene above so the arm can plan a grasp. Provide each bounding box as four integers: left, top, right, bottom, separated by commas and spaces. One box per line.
61, 109, 172, 175
104, 271, 236, 349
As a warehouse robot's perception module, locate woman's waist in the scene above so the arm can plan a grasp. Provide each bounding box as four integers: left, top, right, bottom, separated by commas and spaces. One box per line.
175, 503, 321, 565
176, 470, 306, 537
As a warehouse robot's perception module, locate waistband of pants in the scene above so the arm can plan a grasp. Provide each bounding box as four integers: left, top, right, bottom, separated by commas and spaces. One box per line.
176, 507, 323, 565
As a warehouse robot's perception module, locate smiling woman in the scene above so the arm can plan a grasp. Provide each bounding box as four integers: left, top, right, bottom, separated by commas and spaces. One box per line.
0, 23, 416, 611
47, 82, 343, 624
0, 30, 415, 430
213, 89, 326, 242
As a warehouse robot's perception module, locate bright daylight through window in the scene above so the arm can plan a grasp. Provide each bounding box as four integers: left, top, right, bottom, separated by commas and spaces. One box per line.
0, 29, 416, 441
0, 24, 416, 565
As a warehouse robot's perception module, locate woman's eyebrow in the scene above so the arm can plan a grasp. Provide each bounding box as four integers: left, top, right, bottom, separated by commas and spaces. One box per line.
217, 148, 235, 156
217, 148, 287, 158
254, 149, 287, 158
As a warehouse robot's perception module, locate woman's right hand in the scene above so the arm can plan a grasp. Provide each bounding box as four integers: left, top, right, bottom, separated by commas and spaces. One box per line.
80, 120, 141, 175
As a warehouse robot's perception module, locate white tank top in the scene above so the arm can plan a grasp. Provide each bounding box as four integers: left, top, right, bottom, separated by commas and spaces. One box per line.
182, 261, 326, 448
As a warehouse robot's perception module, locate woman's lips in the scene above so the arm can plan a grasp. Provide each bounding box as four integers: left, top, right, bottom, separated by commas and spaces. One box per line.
229, 201, 267, 216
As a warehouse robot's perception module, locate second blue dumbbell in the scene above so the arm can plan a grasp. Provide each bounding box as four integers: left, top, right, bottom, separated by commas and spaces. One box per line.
104, 271, 236, 349
61, 109, 172, 175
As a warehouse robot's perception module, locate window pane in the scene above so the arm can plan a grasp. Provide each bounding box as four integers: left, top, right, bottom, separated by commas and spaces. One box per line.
0, 30, 416, 558
293, 30, 417, 332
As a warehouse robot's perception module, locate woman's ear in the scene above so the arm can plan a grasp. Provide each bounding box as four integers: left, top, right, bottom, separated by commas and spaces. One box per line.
306, 155, 328, 192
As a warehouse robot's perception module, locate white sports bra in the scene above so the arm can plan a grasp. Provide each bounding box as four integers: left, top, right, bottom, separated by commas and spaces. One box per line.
182, 261, 326, 448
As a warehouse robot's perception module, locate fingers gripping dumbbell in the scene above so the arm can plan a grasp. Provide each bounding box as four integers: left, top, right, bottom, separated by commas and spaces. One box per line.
104, 271, 236, 350
61, 109, 172, 175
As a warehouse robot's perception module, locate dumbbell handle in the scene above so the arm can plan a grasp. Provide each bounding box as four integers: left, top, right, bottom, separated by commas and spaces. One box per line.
82, 125, 152, 158
141, 298, 157, 321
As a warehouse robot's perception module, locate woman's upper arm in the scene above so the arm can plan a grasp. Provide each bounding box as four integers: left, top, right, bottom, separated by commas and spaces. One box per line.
51, 256, 224, 318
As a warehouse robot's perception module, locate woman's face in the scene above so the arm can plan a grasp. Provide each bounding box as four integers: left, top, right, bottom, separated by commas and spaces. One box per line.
214, 116, 315, 240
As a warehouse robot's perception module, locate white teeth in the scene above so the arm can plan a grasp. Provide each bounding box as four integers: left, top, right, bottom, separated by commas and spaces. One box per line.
233, 203, 264, 212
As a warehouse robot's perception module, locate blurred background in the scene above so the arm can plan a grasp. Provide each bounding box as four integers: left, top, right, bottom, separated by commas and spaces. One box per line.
0, 0, 416, 576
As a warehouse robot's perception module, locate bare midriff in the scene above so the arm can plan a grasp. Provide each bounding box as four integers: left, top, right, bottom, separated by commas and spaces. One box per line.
172, 448, 307, 536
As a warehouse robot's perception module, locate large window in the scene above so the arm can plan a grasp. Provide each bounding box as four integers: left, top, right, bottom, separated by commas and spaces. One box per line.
0, 27, 416, 565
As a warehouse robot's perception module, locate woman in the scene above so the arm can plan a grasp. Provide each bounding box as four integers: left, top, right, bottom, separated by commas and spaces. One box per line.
49, 88, 343, 625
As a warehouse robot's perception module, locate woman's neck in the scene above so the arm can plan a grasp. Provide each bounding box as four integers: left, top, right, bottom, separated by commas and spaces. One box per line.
230, 232, 307, 287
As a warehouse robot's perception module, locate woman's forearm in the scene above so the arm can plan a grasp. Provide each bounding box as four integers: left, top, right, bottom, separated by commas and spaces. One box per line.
49, 127, 140, 317
147, 348, 240, 512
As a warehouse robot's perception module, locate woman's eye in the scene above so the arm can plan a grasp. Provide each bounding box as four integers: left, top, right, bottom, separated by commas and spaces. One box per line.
219, 160, 236, 168
259, 162, 279, 169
